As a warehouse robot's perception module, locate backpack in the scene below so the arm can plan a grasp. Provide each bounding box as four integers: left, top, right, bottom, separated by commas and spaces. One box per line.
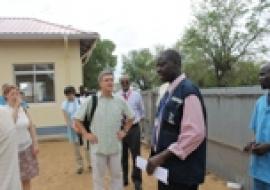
81, 94, 98, 149
83, 94, 98, 133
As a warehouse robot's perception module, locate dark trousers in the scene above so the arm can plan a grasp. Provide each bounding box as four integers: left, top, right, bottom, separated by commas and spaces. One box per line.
158, 181, 198, 190
121, 123, 142, 185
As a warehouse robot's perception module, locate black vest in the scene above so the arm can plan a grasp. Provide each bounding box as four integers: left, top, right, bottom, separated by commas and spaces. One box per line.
156, 79, 207, 185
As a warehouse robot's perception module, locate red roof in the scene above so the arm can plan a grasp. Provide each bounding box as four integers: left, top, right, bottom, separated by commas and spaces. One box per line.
0, 17, 99, 40
0, 17, 99, 60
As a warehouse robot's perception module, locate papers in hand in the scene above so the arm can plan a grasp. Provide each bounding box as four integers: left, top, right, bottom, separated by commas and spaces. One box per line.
136, 156, 168, 185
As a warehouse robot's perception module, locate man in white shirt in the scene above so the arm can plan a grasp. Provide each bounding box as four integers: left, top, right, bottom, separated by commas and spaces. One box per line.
117, 75, 145, 190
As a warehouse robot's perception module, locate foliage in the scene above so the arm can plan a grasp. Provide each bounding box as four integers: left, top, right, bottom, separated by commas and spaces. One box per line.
83, 39, 117, 89
177, 0, 269, 87
122, 48, 162, 90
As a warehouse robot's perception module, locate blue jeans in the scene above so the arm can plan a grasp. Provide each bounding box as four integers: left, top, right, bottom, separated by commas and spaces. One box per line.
253, 178, 270, 190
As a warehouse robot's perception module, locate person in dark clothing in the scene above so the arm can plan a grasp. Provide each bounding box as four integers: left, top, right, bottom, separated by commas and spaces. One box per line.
146, 49, 207, 190
118, 75, 145, 190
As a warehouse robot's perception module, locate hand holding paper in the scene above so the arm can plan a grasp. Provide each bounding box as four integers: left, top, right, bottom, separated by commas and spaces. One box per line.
136, 156, 168, 185
146, 154, 165, 175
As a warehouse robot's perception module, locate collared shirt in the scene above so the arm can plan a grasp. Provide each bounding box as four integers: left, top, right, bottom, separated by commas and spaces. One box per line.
75, 92, 134, 155
250, 94, 270, 183
61, 98, 81, 143
155, 74, 206, 160
79, 96, 87, 105
156, 83, 169, 107
61, 98, 80, 122
117, 89, 145, 124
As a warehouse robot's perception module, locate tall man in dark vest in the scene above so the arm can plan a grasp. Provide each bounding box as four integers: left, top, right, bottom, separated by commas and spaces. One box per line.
146, 49, 207, 190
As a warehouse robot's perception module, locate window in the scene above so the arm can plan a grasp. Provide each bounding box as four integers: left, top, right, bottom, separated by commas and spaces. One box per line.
14, 64, 55, 103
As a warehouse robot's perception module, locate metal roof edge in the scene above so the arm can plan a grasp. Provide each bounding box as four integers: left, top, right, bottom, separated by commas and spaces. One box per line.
0, 33, 99, 40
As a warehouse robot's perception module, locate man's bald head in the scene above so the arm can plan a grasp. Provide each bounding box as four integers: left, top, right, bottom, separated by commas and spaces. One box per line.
120, 74, 130, 92
156, 49, 181, 82
260, 63, 270, 72
120, 74, 130, 82
259, 62, 270, 89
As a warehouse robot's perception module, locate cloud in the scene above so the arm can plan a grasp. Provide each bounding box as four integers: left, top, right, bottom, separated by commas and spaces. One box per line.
0, 0, 191, 53
0, 0, 192, 76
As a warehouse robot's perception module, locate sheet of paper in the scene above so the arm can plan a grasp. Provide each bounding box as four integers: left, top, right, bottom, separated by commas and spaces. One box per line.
136, 156, 168, 184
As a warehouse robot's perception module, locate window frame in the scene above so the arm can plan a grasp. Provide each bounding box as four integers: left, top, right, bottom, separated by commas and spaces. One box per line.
13, 63, 56, 104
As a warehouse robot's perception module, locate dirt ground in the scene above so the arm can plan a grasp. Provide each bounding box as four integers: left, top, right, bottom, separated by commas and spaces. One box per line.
32, 140, 229, 190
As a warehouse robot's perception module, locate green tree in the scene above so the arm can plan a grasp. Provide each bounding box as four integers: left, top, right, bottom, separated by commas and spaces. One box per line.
177, 0, 269, 87
183, 62, 216, 87
183, 61, 260, 87
122, 48, 160, 90
83, 39, 117, 89
224, 61, 261, 86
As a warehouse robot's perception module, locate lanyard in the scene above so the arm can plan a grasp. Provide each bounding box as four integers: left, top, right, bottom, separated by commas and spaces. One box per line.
153, 91, 170, 149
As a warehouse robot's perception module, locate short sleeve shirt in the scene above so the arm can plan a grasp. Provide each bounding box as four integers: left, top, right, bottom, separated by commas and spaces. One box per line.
75, 94, 134, 155
61, 99, 80, 123
250, 95, 270, 183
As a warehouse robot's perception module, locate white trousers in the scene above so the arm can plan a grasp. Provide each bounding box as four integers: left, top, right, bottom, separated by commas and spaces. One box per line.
91, 152, 123, 190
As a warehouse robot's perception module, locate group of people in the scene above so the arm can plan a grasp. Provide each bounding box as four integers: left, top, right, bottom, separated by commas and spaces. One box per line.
0, 84, 39, 190
64, 49, 270, 190
62, 71, 145, 190
147, 50, 270, 190
1, 49, 270, 190
61, 49, 206, 190
146, 50, 270, 190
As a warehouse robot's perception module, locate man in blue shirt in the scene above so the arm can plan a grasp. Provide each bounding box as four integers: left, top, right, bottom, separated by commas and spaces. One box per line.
244, 63, 270, 190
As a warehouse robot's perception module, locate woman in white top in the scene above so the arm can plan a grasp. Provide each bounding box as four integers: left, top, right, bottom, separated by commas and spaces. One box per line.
0, 106, 22, 190
4, 85, 39, 190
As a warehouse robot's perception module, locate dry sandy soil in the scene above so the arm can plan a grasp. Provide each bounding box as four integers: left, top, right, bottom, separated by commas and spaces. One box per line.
32, 140, 229, 190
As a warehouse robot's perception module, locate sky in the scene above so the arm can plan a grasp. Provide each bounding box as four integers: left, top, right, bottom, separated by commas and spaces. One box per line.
0, 0, 193, 77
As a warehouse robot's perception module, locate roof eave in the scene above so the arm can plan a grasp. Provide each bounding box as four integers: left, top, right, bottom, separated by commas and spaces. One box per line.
0, 32, 100, 64
0, 32, 99, 40
81, 39, 98, 65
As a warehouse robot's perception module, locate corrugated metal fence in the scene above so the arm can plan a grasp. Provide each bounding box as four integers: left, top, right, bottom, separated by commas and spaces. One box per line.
141, 86, 265, 190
